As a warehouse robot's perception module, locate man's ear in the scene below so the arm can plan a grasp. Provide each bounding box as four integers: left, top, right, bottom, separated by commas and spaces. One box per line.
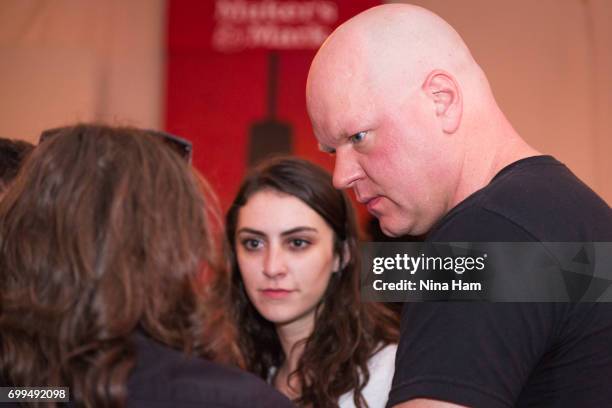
333, 241, 351, 273
422, 70, 463, 134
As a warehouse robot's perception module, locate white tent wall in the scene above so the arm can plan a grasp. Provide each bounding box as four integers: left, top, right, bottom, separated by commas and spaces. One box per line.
0, 0, 165, 143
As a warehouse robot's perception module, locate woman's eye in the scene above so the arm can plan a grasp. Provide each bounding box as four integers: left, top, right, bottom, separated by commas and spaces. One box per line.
289, 239, 310, 249
241, 238, 263, 251
350, 131, 366, 144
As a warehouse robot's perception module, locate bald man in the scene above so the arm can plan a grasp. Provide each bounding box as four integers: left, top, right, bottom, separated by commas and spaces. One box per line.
307, 4, 612, 408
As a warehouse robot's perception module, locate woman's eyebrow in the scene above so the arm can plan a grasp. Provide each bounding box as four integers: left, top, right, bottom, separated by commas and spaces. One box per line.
237, 226, 318, 236
237, 227, 265, 236
281, 227, 318, 236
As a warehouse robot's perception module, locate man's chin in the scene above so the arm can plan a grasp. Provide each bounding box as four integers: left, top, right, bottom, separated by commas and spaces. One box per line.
378, 217, 410, 238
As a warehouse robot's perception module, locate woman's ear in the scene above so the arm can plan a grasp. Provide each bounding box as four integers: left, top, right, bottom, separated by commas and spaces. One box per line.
333, 241, 351, 273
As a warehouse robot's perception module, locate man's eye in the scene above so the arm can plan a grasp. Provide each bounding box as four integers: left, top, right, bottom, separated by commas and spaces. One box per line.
318, 143, 336, 155
241, 239, 263, 250
350, 131, 367, 144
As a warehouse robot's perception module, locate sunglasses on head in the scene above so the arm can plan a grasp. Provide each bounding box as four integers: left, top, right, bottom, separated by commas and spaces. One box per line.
39, 127, 193, 163
144, 129, 193, 163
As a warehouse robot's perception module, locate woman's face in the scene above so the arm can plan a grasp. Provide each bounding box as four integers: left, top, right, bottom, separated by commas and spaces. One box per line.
235, 189, 339, 330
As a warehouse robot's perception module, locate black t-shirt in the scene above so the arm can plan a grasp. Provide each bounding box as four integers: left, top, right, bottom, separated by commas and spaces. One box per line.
387, 156, 612, 408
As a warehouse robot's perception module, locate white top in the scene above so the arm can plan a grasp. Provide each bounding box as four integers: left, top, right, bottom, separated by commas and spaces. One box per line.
338, 344, 397, 408
269, 344, 397, 407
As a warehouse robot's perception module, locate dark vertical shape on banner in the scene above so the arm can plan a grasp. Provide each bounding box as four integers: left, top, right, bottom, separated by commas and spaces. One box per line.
248, 52, 293, 166
268, 53, 278, 118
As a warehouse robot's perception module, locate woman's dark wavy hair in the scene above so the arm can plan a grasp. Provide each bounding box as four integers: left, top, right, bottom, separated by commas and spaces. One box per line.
0, 124, 240, 407
226, 156, 399, 408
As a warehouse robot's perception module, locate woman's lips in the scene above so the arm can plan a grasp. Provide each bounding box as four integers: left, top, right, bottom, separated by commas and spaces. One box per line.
260, 289, 294, 299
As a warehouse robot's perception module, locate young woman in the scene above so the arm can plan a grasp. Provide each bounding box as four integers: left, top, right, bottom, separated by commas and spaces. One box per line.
227, 157, 399, 408
0, 124, 292, 407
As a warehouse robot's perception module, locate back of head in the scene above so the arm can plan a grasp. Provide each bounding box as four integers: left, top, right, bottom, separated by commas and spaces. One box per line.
0, 137, 33, 196
0, 124, 236, 406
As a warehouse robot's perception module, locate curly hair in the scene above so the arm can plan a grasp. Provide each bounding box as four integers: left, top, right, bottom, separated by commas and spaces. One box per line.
0, 124, 240, 407
226, 156, 399, 408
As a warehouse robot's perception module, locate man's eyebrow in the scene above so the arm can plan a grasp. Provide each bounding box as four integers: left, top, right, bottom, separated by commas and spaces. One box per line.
318, 143, 336, 154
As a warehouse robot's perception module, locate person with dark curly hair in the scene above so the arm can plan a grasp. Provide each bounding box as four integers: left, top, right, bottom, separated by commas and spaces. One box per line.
227, 156, 399, 408
0, 124, 293, 408
0, 137, 33, 198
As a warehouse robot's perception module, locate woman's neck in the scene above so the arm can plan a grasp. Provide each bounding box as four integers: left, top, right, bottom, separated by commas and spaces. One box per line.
276, 316, 313, 372
274, 314, 315, 397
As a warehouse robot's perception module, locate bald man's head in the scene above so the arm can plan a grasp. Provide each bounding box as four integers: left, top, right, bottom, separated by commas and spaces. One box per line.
306, 4, 496, 236
307, 4, 486, 139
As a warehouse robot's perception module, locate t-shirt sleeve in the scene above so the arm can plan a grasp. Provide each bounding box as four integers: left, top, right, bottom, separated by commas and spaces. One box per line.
387, 302, 562, 408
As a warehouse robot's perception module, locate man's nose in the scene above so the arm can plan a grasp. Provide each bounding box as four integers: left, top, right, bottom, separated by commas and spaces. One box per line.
263, 245, 287, 279
332, 149, 364, 189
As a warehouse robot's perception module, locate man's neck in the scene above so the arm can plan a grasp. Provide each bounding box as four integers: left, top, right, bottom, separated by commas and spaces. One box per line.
450, 119, 541, 211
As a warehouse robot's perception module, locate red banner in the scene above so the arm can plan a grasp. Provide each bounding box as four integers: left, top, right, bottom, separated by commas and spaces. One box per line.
166, 0, 380, 212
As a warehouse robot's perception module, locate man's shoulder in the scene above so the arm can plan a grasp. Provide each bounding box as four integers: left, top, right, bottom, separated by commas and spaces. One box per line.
430, 156, 612, 241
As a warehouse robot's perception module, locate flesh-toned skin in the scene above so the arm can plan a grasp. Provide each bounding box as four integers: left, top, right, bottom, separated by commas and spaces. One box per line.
235, 189, 340, 399
306, 4, 541, 407
306, 4, 539, 238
